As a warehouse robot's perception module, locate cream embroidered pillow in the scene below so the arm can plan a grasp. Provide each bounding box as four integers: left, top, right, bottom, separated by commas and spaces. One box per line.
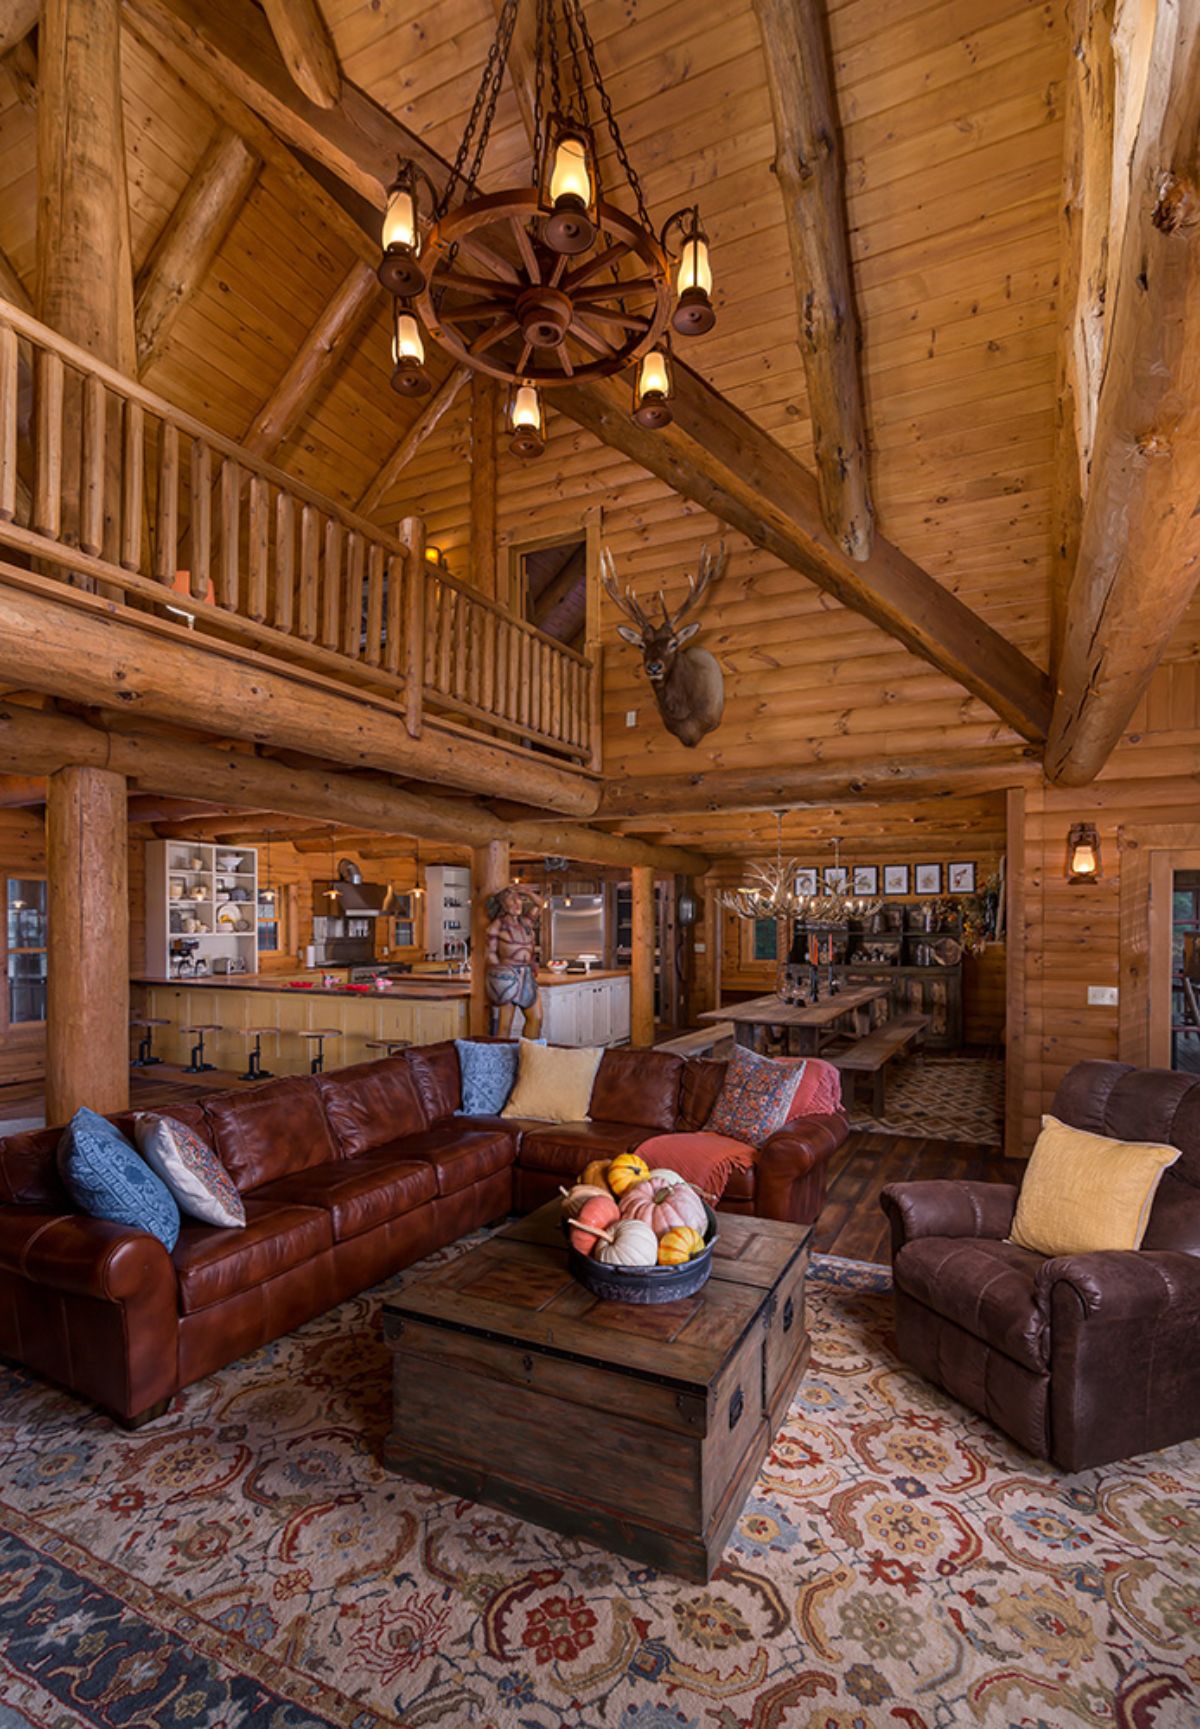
1009, 1114, 1180, 1256
502, 1040, 604, 1123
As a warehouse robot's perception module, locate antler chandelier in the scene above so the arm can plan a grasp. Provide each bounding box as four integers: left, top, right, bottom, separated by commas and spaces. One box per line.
376, 0, 718, 455
718, 822, 883, 925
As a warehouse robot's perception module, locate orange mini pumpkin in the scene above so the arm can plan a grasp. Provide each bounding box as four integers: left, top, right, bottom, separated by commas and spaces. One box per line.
607, 1152, 650, 1197
580, 1158, 612, 1190
567, 1193, 619, 1256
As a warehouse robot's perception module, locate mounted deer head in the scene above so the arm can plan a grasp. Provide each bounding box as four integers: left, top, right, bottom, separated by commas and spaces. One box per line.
601, 542, 728, 747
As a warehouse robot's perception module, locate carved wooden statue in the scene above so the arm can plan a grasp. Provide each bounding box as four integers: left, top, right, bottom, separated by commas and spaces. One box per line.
602, 542, 729, 747
484, 883, 543, 1037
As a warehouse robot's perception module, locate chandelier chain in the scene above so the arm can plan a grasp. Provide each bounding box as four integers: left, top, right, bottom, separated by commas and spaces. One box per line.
569, 0, 653, 233
532, 0, 548, 183
435, 0, 520, 222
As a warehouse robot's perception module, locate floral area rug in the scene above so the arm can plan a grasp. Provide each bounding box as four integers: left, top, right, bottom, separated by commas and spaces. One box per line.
846, 1054, 1005, 1147
1, 1239, 1198, 1729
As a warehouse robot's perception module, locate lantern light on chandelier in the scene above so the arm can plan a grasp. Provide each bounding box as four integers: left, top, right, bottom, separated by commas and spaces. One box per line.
375, 0, 719, 459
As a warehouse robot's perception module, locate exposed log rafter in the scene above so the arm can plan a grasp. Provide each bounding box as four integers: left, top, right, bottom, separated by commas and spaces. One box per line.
0, 0, 37, 57
1046, 1, 1200, 786
750, 0, 874, 561
243, 259, 379, 460
259, 0, 340, 109
356, 366, 469, 518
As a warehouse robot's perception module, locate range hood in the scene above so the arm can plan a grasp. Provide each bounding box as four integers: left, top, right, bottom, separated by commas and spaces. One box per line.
313, 880, 392, 915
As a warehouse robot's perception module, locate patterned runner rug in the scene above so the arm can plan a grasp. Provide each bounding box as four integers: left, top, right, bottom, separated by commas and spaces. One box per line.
1, 1237, 1197, 1728
846, 1053, 1005, 1146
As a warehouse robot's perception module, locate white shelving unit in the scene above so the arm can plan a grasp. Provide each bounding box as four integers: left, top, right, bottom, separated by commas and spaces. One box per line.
146, 840, 260, 977
423, 864, 471, 960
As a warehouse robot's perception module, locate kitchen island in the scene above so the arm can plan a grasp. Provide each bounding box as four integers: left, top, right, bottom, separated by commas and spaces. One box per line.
131, 969, 631, 1075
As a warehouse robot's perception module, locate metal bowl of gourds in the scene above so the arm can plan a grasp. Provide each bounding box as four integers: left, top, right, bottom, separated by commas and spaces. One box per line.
560, 1153, 719, 1305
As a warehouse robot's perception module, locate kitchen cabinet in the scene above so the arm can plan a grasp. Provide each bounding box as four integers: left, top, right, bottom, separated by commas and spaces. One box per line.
538, 974, 631, 1047
146, 840, 259, 978
424, 865, 471, 961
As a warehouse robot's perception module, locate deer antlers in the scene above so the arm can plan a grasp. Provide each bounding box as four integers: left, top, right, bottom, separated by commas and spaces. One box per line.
601, 542, 727, 637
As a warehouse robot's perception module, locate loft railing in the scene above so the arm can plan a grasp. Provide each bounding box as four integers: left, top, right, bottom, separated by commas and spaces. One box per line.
0, 298, 596, 766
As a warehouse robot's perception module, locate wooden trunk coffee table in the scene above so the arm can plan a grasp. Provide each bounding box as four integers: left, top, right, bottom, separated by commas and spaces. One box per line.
382, 1202, 812, 1582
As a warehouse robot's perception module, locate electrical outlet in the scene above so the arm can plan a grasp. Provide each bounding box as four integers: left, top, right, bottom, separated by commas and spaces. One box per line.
1087, 985, 1119, 1006
625, 709, 638, 727
694, 941, 707, 954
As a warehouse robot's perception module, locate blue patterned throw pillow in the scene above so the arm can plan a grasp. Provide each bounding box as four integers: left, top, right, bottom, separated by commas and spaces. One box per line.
57, 1107, 181, 1251
455, 1039, 543, 1115
704, 1045, 804, 1143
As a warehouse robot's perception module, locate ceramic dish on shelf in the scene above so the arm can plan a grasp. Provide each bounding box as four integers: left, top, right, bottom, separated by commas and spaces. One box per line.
216, 853, 243, 871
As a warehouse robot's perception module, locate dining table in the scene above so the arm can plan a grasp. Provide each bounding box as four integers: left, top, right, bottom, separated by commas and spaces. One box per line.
697, 984, 892, 1056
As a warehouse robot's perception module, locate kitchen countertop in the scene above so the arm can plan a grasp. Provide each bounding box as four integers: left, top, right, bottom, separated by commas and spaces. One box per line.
133, 970, 630, 999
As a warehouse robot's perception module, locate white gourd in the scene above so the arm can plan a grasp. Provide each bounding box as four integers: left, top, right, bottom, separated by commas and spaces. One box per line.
645, 1168, 685, 1189
593, 1218, 658, 1268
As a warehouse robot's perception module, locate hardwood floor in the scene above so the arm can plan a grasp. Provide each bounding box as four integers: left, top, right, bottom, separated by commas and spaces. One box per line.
0, 1073, 1020, 1267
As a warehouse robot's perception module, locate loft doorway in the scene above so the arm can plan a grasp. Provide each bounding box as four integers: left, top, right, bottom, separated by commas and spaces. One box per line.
515, 535, 587, 647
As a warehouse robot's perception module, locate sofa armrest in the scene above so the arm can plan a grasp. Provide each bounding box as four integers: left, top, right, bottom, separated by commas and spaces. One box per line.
880, 1180, 1019, 1256
0, 1208, 175, 1303
756, 1111, 847, 1225
1036, 1249, 1200, 1325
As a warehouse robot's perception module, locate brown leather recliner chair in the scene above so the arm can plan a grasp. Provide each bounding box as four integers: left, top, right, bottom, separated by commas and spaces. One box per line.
881, 1060, 1200, 1472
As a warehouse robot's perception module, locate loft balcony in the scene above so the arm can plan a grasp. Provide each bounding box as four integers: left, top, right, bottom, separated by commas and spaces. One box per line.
0, 298, 600, 800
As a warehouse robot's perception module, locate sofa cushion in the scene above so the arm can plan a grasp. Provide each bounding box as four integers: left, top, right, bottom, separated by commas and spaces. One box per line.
251, 1155, 437, 1242
893, 1236, 1050, 1372
372, 1121, 516, 1199
519, 1121, 656, 1180
456, 1039, 524, 1115
203, 1077, 339, 1193
316, 1057, 428, 1158
405, 1041, 462, 1121
1010, 1114, 1181, 1257
504, 1041, 604, 1123
134, 1114, 245, 1229
58, 1108, 181, 1251
589, 1048, 683, 1131
172, 1200, 332, 1314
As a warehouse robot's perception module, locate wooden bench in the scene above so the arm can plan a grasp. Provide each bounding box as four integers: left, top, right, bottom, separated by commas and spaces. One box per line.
827, 1013, 929, 1117
655, 1022, 735, 1059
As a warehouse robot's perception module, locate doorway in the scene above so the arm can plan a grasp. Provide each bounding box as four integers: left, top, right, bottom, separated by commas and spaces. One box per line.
516, 536, 587, 647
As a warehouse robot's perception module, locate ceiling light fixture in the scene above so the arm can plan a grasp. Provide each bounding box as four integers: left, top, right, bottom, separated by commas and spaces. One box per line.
377, 0, 718, 457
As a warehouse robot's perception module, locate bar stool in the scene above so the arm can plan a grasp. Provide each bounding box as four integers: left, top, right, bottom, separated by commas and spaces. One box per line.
300, 1027, 341, 1075
364, 1038, 411, 1057
240, 1025, 277, 1082
130, 1016, 169, 1067
180, 1023, 221, 1073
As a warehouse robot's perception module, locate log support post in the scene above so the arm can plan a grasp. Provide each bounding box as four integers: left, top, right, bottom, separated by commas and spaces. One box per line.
46, 764, 129, 1123
631, 865, 655, 1048
470, 839, 510, 1037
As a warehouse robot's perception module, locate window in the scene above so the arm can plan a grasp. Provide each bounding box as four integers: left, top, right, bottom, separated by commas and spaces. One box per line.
6, 878, 47, 1024
752, 917, 778, 962
1171, 871, 1200, 1072
257, 885, 280, 953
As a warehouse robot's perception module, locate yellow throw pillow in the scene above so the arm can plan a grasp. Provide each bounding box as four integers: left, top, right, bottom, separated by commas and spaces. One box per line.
1009, 1114, 1181, 1256
502, 1040, 604, 1123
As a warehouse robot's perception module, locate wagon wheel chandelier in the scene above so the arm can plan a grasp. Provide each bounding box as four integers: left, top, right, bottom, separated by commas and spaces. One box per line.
376, 0, 718, 456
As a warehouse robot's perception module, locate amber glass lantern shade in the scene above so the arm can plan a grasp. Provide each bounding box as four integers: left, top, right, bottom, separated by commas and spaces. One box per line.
379, 161, 427, 297
508, 383, 546, 458
632, 346, 673, 429
541, 121, 598, 255
391, 307, 431, 396
1066, 821, 1101, 883
672, 211, 715, 335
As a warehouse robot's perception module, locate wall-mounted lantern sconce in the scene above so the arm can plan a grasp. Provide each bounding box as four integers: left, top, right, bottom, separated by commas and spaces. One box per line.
1067, 821, 1101, 883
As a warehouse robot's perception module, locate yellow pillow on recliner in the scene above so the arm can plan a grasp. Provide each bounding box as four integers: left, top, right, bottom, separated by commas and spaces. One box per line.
1009, 1114, 1181, 1256
502, 1039, 604, 1123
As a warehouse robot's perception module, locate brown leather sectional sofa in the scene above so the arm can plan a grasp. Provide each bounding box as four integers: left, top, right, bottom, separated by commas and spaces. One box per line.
0, 1042, 846, 1425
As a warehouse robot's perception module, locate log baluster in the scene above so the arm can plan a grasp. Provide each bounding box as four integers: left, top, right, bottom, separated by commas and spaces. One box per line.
80, 374, 106, 557
246, 476, 269, 622
121, 401, 144, 572
0, 320, 17, 522
383, 553, 403, 675
321, 518, 342, 650
438, 583, 454, 694
298, 503, 319, 640
364, 542, 384, 665
215, 456, 240, 609
33, 349, 64, 539
189, 438, 211, 600
342, 530, 363, 657
154, 421, 178, 583
274, 490, 295, 631
397, 515, 425, 738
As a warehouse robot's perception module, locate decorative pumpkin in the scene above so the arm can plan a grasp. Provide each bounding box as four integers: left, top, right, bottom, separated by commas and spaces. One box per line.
593, 1218, 657, 1268
658, 1225, 706, 1265
581, 1158, 612, 1190
618, 1179, 708, 1237
560, 1184, 609, 1219
567, 1193, 619, 1257
645, 1168, 686, 1190
607, 1152, 651, 1197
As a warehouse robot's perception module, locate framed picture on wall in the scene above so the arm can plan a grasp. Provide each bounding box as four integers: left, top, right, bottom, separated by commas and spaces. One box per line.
795, 868, 818, 896
824, 866, 848, 893
884, 865, 910, 895
915, 863, 942, 895
947, 862, 977, 894
853, 866, 878, 896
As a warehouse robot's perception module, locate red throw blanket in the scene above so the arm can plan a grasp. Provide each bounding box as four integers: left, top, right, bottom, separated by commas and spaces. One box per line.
637, 1131, 758, 1203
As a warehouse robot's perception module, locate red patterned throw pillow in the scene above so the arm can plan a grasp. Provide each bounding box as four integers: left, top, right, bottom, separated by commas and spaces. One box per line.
703, 1045, 804, 1143
134, 1113, 246, 1230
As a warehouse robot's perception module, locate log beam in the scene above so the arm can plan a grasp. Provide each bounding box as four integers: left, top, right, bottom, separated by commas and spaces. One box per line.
749, 0, 873, 560
243, 260, 378, 460
356, 367, 468, 519
1046, 4, 1200, 785
135, 126, 261, 374
2, 28, 36, 107
598, 744, 1042, 818
0, 571, 599, 813
46, 763, 129, 1121
259, 0, 339, 109
122, 0, 1053, 743
0, 0, 37, 56
0, 701, 709, 871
